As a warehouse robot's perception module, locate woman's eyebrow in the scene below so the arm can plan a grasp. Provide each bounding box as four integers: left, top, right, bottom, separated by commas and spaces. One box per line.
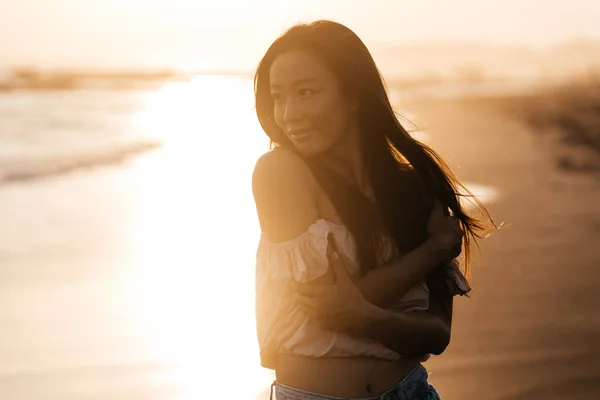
270, 78, 319, 89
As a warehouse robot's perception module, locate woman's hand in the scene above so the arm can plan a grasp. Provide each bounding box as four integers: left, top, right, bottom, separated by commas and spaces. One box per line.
295, 252, 375, 333
426, 200, 463, 262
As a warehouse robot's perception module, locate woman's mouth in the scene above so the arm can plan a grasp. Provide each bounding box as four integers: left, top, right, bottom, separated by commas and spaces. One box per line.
289, 128, 312, 142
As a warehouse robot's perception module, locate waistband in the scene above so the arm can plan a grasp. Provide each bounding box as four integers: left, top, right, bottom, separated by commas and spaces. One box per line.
270, 364, 433, 400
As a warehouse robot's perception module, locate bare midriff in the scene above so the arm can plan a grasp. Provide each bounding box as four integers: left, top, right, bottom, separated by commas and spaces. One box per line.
275, 354, 422, 398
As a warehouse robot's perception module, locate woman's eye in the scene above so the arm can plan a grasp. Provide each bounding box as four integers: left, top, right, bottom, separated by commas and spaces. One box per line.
298, 89, 314, 97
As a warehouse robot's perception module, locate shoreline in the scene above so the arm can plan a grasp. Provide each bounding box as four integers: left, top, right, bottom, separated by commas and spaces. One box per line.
0, 140, 162, 184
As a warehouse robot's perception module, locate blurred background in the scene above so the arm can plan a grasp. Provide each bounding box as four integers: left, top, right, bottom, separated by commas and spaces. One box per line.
1, 1, 599, 399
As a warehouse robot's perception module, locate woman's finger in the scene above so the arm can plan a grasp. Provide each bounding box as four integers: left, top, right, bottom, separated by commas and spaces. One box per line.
297, 304, 317, 316
295, 293, 319, 310
298, 284, 329, 299
329, 252, 352, 284
296, 283, 314, 297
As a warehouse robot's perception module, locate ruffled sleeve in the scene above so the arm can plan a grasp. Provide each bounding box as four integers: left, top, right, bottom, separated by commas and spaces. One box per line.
256, 219, 337, 283
254, 220, 338, 369
445, 259, 472, 296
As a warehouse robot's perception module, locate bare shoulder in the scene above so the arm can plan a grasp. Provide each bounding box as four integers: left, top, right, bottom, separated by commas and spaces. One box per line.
252, 147, 320, 242
253, 147, 314, 181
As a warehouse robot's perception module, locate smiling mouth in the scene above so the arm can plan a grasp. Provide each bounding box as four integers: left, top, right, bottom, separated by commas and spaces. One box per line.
289, 129, 312, 140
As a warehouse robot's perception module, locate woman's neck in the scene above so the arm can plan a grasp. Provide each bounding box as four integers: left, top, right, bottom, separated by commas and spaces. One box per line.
320, 125, 372, 198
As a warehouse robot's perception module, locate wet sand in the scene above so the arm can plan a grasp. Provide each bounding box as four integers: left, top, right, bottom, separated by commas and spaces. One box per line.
405, 96, 600, 400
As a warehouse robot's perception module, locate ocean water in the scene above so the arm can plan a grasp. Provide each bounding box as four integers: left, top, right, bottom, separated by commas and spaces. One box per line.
0, 76, 276, 399
0, 76, 497, 399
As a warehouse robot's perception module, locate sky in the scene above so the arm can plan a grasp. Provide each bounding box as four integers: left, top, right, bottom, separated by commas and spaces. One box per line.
1, 0, 599, 70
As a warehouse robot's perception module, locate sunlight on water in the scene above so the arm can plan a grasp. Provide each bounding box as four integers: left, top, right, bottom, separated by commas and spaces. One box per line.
127, 76, 274, 399
460, 183, 498, 207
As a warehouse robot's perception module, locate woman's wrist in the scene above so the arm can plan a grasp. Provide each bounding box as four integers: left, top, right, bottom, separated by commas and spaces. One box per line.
354, 302, 392, 336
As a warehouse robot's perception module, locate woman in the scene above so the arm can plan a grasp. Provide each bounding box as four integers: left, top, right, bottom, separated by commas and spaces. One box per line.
252, 20, 494, 400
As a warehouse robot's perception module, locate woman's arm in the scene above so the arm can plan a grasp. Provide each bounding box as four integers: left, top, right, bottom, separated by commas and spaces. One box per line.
352, 239, 454, 308
298, 252, 455, 356
354, 257, 455, 356
297, 252, 453, 356
359, 269, 455, 357
353, 200, 463, 308
356, 304, 450, 356
348, 265, 455, 357
426, 265, 454, 329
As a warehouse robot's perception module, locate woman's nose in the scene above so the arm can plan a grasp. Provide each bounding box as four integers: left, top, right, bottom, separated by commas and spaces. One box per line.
283, 98, 303, 123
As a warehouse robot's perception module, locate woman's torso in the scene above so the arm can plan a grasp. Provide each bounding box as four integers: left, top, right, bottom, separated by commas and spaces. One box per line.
274, 181, 423, 398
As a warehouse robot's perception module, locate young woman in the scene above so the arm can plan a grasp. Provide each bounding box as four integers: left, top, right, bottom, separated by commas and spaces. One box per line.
252, 20, 493, 400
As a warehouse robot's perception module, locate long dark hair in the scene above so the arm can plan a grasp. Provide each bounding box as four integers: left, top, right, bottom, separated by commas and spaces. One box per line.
254, 20, 495, 285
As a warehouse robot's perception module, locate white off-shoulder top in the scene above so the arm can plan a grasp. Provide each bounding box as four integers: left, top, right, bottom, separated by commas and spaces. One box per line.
255, 219, 471, 369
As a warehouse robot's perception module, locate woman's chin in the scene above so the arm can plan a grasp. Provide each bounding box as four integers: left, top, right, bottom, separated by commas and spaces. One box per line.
294, 142, 321, 157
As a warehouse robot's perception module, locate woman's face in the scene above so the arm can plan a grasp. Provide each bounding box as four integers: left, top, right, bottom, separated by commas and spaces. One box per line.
269, 49, 357, 156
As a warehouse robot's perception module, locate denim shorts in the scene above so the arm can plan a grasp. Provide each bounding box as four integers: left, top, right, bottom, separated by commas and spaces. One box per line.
270, 364, 441, 400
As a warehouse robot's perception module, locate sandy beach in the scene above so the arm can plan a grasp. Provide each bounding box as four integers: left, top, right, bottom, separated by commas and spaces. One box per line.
402, 96, 600, 399
0, 78, 598, 400
3, 1, 600, 398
